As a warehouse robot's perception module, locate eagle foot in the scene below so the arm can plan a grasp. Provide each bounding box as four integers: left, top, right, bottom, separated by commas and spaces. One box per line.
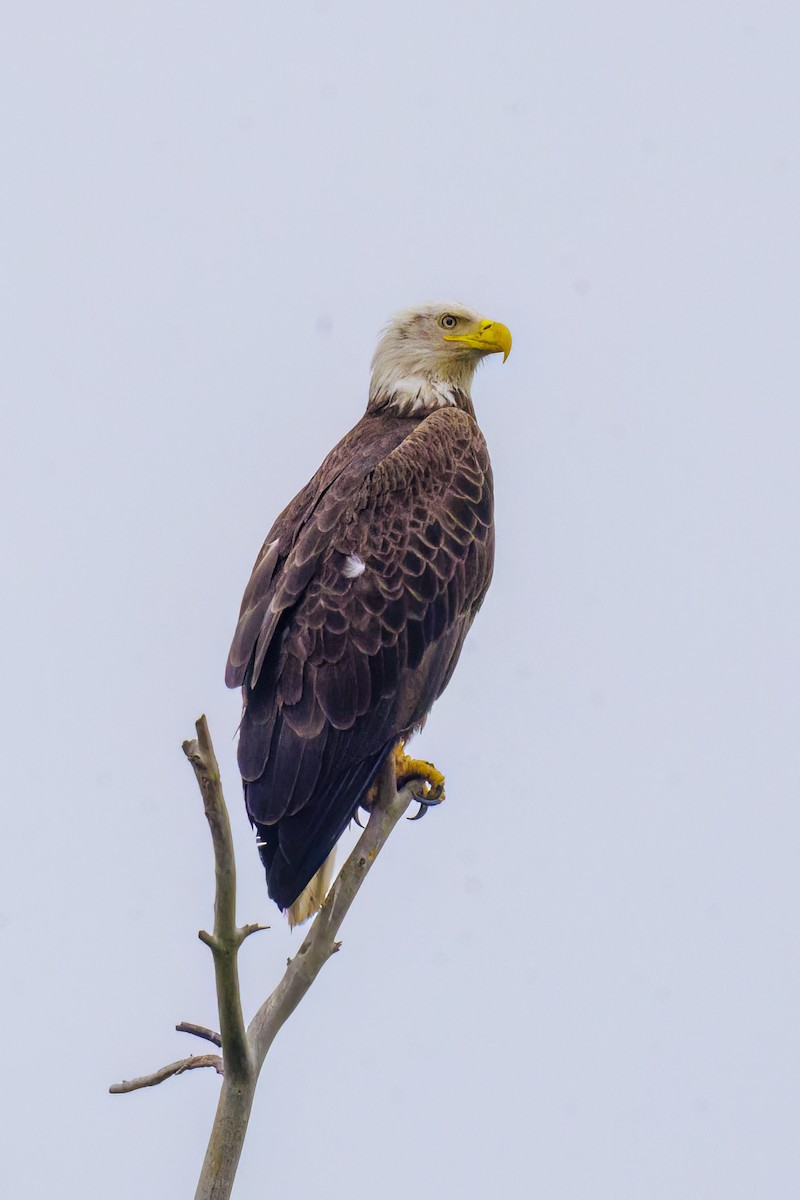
354, 747, 445, 827
393, 746, 445, 820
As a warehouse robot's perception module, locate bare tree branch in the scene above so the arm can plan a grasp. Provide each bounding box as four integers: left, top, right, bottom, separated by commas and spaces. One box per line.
194, 752, 412, 1199
176, 1023, 223, 1048
110, 1054, 223, 1094
112, 716, 415, 1200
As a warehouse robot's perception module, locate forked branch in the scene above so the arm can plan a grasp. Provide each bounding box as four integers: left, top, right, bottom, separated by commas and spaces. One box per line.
111, 716, 413, 1200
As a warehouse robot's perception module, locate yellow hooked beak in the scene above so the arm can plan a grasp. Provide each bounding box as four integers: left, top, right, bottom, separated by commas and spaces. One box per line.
444, 318, 512, 362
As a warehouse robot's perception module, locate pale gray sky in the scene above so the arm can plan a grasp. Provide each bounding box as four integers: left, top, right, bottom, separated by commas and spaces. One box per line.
3, 2, 799, 1197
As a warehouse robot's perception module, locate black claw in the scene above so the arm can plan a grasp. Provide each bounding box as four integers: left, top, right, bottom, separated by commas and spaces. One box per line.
353, 807, 366, 829
407, 792, 443, 821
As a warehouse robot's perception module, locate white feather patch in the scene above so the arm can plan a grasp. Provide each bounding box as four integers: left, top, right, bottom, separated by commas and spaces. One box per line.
372, 374, 458, 414
343, 553, 366, 579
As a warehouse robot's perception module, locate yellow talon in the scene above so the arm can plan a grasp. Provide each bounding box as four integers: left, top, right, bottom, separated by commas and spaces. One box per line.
358, 743, 446, 824
392, 742, 446, 803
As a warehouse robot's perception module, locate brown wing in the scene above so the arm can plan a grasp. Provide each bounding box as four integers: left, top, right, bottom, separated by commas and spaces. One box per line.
226, 406, 494, 909
225, 412, 416, 690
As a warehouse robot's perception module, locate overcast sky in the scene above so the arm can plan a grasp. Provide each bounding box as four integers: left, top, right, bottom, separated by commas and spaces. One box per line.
3, 2, 799, 1197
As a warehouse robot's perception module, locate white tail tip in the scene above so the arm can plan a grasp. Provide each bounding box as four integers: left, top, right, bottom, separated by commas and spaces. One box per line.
286, 849, 337, 928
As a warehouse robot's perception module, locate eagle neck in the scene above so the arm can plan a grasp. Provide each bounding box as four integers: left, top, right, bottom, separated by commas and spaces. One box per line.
367, 379, 475, 419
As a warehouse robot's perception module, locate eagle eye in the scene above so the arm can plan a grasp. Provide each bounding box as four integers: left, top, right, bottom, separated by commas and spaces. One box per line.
440, 314, 458, 330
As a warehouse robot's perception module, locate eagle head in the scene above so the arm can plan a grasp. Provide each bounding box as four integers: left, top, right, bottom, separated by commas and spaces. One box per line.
369, 302, 512, 416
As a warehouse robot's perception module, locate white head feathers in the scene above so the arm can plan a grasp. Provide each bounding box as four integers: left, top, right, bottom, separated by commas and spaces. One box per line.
368, 302, 510, 416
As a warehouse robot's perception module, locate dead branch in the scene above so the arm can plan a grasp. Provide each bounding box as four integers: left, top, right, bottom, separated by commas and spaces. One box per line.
110, 1054, 223, 1094
111, 716, 414, 1200
176, 1023, 222, 1048
193, 748, 412, 1199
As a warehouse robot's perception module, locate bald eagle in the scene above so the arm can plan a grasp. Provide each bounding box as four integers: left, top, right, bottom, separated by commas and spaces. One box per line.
226, 303, 511, 924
